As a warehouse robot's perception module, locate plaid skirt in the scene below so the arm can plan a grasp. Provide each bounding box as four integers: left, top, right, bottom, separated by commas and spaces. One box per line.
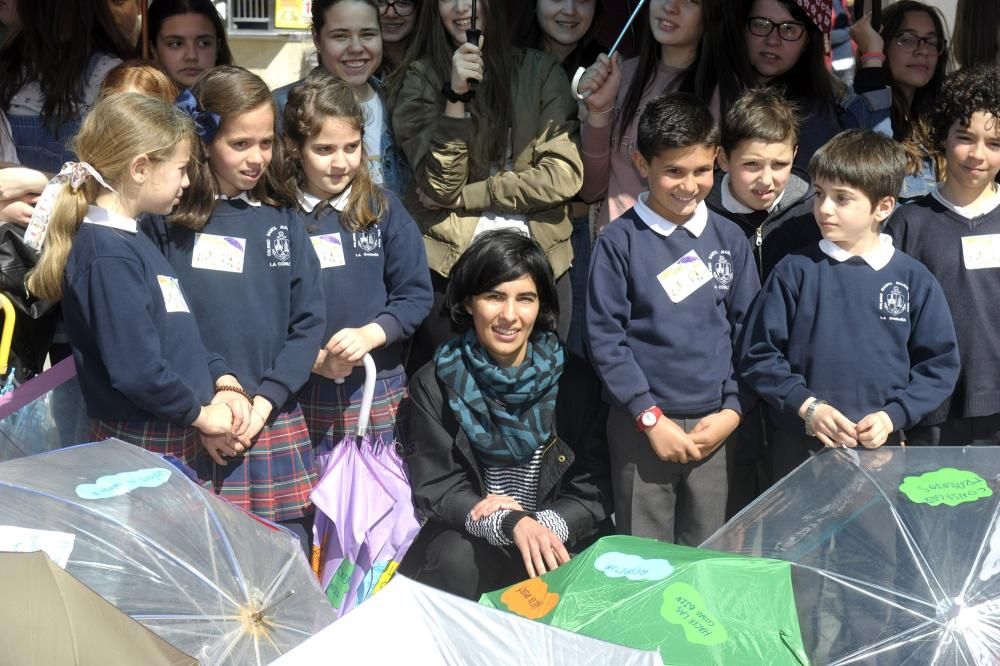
299, 372, 408, 454
94, 410, 318, 523
195, 403, 318, 523
91, 420, 203, 473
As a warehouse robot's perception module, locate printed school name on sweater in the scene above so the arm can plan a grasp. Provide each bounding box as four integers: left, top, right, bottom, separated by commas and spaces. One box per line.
887, 188, 1000, 423
64, 206, 225, 424
587, 196, 761, 417
296, 187, 433, 380
739, 235, 960, 435
158, 198, 326, 411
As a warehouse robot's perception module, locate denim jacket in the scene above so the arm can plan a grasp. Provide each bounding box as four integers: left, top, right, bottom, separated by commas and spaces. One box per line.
274, 76, 411, 198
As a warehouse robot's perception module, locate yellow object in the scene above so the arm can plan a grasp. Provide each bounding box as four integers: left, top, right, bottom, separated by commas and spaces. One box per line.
0, 293, 14, 376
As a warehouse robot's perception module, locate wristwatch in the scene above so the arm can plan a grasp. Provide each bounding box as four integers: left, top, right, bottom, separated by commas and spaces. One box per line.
804, 399, 828, 437
636, 406, 664, 432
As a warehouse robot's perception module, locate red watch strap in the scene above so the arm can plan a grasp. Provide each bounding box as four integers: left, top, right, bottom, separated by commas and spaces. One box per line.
635, 406, 664, 432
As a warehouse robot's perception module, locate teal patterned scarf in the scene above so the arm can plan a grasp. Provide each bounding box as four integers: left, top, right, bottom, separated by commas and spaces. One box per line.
434, 330, 565, 467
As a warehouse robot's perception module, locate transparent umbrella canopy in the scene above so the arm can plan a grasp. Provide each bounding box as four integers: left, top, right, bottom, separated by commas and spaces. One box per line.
703, 446, 1000, 665
0, 439, 336, 664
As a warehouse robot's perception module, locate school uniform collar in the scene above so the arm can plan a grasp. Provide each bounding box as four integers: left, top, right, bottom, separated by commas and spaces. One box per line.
720, 173, 784, 214
298, 186, 351, 213
931, 183, 1000, 219
82, 205, 137, 234
216, 191, 261, 207
819, 233, 895, 271
635, 192, 708, 238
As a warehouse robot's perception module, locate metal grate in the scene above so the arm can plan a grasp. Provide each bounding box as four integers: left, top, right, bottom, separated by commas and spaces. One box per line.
229, 0, 272, 31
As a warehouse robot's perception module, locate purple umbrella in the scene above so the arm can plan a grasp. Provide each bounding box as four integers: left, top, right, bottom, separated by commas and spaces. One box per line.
310, 354, 420, 617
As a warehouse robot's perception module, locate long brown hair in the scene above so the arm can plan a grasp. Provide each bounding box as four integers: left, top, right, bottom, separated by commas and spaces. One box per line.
27, 94, 195, 301
174, 66, 294, 229
879, 1, 949, 179
953, 0, 1000, 70
283, 67, 387, 231
386, 0, 515, 168
99, 60, 180, 103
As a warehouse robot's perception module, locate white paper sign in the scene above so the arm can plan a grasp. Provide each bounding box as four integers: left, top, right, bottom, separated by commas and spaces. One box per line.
0, 525, 76, 568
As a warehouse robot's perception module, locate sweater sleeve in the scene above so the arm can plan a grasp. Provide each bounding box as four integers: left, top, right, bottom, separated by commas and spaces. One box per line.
70, 257, 203, 425
461, 58, 583, 215
882, 276, 960, 430
256, 211, 327, 409
405, 369, 484, 529
579, 120, 612, 204
738, 267, 814, 419
392, 63, 471, 207
722, 233, 762, 414
374, 197, 434, 346
585, 230, 653, 417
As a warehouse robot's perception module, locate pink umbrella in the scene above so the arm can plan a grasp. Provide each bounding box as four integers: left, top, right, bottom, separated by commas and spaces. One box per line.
310, 354, 421, 617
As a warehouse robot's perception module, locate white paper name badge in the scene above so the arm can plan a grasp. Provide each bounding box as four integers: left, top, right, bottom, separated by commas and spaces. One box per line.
192, 233, 246, 273
962, 235, 1000, 270
311, 233, 346, 269
157, 275, 190, 313
657, 250, 713, 303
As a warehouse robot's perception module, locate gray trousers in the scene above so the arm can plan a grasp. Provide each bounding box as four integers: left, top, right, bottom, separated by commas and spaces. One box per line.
608, 408, 732, 545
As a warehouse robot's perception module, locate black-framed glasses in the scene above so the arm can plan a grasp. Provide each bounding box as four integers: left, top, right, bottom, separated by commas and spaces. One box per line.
892, 31, 946, 55
377, 0, 417, 17
746, 16, 806, 42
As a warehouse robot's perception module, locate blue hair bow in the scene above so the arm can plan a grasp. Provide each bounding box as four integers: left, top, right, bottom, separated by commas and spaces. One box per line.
174, 89, 221, 144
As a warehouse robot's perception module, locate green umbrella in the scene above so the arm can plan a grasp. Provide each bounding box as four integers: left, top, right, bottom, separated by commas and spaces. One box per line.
481, 535, 808, 666
0, 551, 198, 665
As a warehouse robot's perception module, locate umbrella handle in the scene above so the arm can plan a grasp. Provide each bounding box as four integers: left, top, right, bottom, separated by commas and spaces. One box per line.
572, 0, 647, 101
356, 353, 376, 437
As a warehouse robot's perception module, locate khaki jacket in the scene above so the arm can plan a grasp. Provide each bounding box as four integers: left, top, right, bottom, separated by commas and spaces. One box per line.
392, 48, 583, 278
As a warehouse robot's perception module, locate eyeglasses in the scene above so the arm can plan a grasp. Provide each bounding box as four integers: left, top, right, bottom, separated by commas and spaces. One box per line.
377, 0, 417, 17
746, 16, 806, 42
892, 32, 945, 55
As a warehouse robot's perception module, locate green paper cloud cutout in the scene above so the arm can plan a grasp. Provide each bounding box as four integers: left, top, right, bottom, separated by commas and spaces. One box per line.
899, 468, 993, 507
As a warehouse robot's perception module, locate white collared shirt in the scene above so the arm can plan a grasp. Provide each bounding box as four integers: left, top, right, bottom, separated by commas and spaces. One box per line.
216, 191, 261, 207
819, 233, 895, 271
931, 183, 1000, 219
634, 192, 708, 238
82, 205, 137, 234
298, 186, 351, 214
720, 173, 785, 215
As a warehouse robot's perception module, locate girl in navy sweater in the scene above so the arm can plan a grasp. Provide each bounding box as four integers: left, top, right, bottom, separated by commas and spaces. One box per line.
155, 67, 326, 547
282, 67, 432, 468
27, 92, 242, 467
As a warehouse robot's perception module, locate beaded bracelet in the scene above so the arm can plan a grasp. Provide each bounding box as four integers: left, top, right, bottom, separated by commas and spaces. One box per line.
215, 385, 252, 402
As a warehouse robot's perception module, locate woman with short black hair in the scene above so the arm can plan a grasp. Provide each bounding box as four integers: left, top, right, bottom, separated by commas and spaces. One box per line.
399, 230, 611, 599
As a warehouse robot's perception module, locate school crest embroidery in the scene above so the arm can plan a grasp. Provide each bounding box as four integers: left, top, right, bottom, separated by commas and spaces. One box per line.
266, 225, 292, 267
353, 227, 382, 258
708, 250, 734, 289
879, 281, 909, 322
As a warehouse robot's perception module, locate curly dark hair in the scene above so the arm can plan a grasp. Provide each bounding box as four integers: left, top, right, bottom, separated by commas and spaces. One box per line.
929, 65, 1000, 152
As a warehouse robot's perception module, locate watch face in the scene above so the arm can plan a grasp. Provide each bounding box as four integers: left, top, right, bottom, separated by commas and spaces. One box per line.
641, 411, 657, 426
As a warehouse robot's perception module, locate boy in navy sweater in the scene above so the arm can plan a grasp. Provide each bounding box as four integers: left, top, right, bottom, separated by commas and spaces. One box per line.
707, 87, 821, 516
887, 65, 1000, 445
740, 130, 960, 480
587, 93, 760, 544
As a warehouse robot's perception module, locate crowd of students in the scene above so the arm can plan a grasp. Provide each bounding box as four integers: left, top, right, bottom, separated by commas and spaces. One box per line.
1, 0, 1000, 601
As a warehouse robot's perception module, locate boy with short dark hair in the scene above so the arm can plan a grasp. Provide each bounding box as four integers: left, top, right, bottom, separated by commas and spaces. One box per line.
887, 65, 1000, 445
708, 87, 821, 515
586, 93, 760, 544
741, 130, 960, 480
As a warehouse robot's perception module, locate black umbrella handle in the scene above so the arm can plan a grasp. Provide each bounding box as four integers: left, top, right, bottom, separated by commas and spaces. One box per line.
465, 28, 482, 98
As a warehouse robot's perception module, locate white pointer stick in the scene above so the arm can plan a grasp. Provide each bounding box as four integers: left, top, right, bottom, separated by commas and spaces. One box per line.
572, 0, 649, 101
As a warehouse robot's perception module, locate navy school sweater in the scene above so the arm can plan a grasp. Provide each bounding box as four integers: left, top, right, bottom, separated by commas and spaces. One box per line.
739, 238, 960, 435
294, 188, 433, 382
586, 197, 761, 418
705, 169, 821, 281
887, 193, 1000, 423
63, 208, 226, 424
152, 199, 326, 412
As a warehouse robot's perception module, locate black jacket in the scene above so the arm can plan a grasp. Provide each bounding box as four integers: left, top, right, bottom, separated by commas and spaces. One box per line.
405, 353, 612, 547
706, 168, 820, 281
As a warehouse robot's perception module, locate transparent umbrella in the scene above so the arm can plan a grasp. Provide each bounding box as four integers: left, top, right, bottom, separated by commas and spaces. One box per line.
703, 446, 1000, 665
0, 439, 336, 664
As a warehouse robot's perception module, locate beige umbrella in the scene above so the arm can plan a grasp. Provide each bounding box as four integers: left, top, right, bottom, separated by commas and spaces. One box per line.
0, 551, 198, 665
